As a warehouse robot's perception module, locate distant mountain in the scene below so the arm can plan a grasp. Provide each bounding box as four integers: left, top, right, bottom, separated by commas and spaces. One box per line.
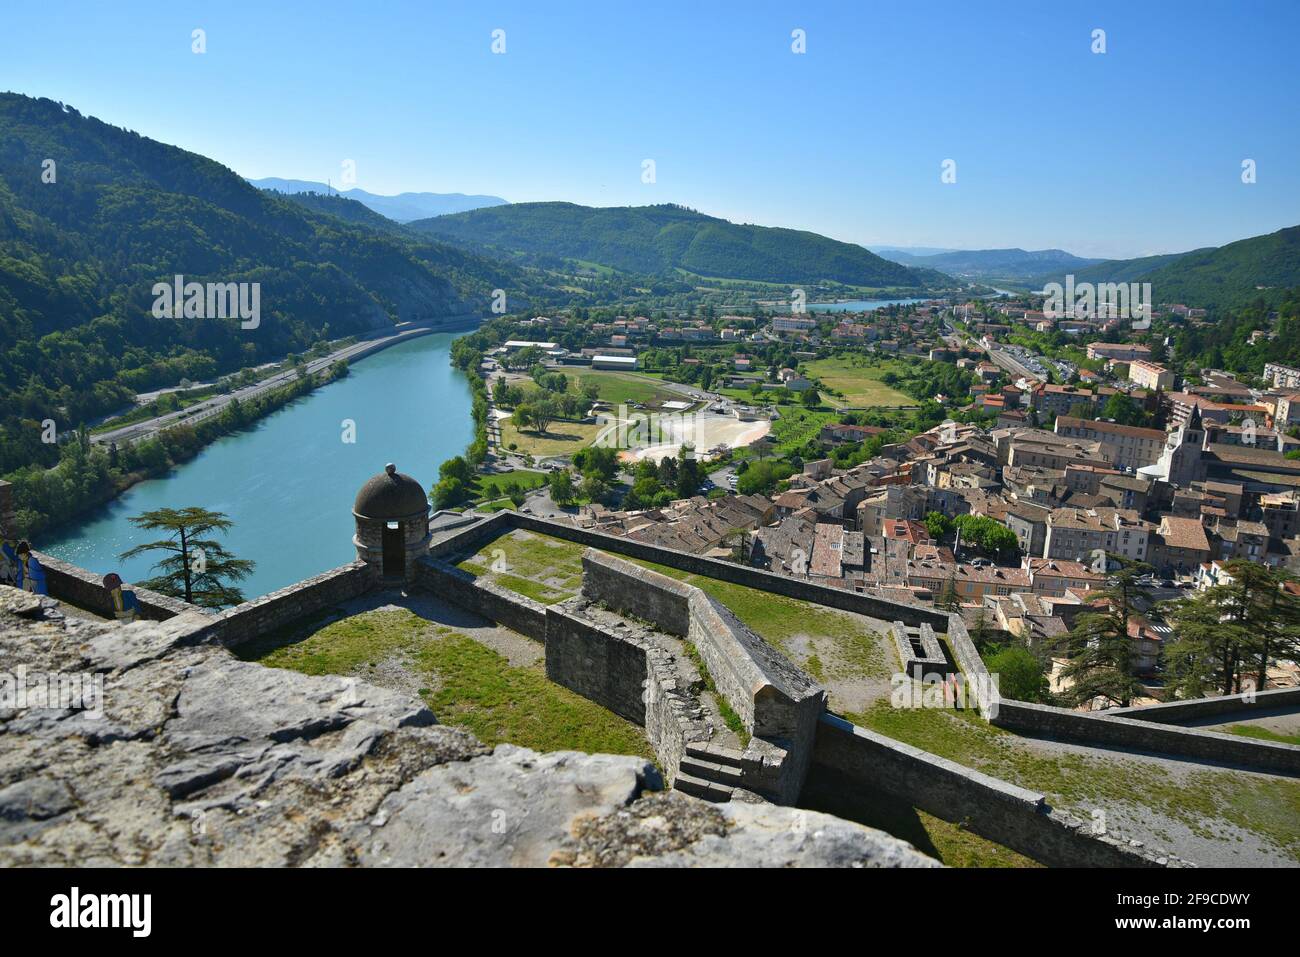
408, 202, 943, 289
867, 245, 962, 258
0, 93, 531, 473
249, 178, 507, 222
873, 247, 1103, 283
1029, 226, 1300, 309
1029, 251, 1198, 290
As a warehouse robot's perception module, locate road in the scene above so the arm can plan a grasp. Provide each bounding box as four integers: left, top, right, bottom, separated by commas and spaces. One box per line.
91, 323, 442, 447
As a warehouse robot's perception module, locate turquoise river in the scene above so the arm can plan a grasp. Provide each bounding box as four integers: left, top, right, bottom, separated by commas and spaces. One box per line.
44, 332, 474, 601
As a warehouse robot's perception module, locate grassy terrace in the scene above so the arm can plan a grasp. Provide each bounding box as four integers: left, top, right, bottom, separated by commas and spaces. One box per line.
457, 529, 585, 604
850, 699, 1300, 863
630, 558, 890, 686
1226, 724, 1300, 747
239, 608, 653, 760
455, 529, 890, 685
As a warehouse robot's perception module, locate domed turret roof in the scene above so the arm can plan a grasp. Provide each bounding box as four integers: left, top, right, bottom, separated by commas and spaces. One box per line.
353, 464, 429, 520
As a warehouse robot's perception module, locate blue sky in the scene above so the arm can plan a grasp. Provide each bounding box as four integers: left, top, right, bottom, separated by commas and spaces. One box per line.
4, 0, 1298, 258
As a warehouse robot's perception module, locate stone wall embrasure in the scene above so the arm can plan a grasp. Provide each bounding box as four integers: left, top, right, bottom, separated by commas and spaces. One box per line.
891, 620, 950, 680
583, 550, 825, 803
544, 602, 711, 784
581, 549, 693, 636
942, 612, 1003, 719
543, 604, 648, 723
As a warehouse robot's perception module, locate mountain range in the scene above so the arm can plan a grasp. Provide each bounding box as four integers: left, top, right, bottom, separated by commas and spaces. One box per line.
248, 178, 507, 222
407, 201, 945, 290
873, 247, 1104, 284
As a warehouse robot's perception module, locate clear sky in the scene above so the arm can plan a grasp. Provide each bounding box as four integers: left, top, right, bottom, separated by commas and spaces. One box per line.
4, 0, 1298, 259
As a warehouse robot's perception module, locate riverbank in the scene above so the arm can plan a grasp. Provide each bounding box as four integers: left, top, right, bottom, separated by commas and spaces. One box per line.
41, 332, 476, 599
11, 318, 480, 542
92, 315, 480, 448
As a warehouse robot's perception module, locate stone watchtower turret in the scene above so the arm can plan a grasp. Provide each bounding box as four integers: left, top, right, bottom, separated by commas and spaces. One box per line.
352, 464, 431, 582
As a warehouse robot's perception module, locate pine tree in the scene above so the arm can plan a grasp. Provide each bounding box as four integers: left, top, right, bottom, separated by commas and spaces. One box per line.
120, 507, 255, 609
1162, 561, 1300, 697
1059, 557, 1150, 708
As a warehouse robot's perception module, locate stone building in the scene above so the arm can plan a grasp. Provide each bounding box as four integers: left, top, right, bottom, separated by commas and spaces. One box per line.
352, 463, 431, 582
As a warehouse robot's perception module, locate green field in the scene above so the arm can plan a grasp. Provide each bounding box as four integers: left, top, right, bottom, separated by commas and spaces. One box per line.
801, 356, 916, 408
468, 469, 548, 509
244, 608, 652, 759
576, 369, 688, 409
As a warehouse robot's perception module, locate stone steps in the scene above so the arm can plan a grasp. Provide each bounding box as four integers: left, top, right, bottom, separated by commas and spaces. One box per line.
672, 771, 735, 803
679, 756, 744, 785
684, 742, 747, 768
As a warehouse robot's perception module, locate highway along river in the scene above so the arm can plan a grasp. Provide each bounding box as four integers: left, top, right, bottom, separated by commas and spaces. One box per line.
43, 332, 474, 601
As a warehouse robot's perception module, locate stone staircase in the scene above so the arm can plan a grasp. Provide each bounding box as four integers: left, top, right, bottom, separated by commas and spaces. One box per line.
672, 742, 748, 803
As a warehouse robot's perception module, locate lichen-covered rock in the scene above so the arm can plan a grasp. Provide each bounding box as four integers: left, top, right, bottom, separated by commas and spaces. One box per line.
0, 590, 939, 867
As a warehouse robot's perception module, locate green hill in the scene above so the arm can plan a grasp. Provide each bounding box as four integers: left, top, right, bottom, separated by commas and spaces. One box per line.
0, 93, 532, 474
408, 201, 940, 289
1030, 251, 1199, 291
1028, 227, 1300, 308
1139, 226, 1300, 309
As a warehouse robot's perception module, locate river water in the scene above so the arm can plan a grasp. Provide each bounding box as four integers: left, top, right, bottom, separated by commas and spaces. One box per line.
43, 332, 473, 601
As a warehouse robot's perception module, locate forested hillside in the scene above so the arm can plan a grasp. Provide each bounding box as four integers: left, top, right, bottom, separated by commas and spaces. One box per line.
408, 201, 943, 289
0, 93, 529, 475
1029, 226, 1300, 309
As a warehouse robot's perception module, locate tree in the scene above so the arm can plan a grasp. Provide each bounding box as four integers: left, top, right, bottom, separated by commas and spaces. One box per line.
581, 474, 610, 504
736, 459, 793, 496
800, 387, 821, 408
937, 571, 961, 612
675, 445, 705, 498
985, 645, 1050, 703
548, 469, 576, 506
439, 456, 473, 485
1162, 561, 1300, 697
1101, 392, 1147, 426
924, 510, 954, 540
953, 514, 1018, 559
522, 399, 556, 436
433, 476, 469, 510
722, 527, 752, 564
120, 507, 255, 609
1058, 558, 1149, 708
